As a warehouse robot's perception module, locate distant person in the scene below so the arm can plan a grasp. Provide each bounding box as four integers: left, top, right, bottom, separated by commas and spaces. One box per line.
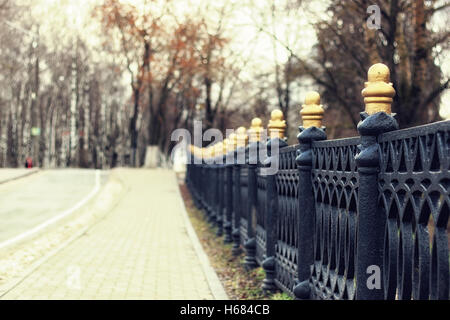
25, 157, 33, 169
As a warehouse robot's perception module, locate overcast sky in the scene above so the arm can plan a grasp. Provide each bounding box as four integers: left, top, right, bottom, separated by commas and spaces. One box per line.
22, 0, 450, 119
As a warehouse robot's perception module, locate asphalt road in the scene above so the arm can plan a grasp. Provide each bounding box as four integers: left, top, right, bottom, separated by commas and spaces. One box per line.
0, 169, 109, 245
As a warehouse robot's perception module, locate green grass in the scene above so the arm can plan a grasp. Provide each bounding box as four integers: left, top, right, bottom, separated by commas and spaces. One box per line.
271, 292, 294, 300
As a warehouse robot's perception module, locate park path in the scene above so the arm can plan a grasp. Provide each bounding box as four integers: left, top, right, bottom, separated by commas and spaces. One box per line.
0, 169, 227, 300
0, 169, 108, 245
0, 168, 38, 185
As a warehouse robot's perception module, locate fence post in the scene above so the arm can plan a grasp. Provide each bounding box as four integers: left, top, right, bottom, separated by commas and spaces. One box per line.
190, 146, 198, 207
205, 147, 212, 222
195, 147, 203, 209
202, 148, 210, 215
293, 92, 327, 299
262, 110, 287, 293
186, 145, 194, 204
224, 135, 237, 244
244, 118, 264, 270
210, 144, 221, 225
186, 145, 192, 187
207, 147, 216, 222
199, 148, 206, 210
203, 147, 211, 220
355, 63, 398, 299
232, 127, 249, 256
217, 140, 227, 237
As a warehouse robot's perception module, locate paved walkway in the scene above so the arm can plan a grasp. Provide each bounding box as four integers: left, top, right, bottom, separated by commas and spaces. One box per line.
0, 169, 38, 184
0, 170, 108, 245
1, 169, 227, 300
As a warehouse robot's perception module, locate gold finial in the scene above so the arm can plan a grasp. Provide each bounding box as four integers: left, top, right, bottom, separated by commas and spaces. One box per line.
201, 148, 209, 159
222, 139, 229, 154
214, 142, 223, 157
191, 145, 199, 158
268, 109, 286, 139
249, 117, 264, 142
301, 91, 324, 128
236, 126, 248, 147
362, 63, 395, 115
207, 147, 214, 159
228, 133, 237, 150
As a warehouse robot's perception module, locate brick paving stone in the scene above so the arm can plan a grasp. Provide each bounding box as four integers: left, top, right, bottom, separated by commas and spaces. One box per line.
1, 169, 227, 300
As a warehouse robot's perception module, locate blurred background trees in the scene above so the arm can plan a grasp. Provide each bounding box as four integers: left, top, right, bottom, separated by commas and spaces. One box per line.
0, 0, 129, 168
0, 0, 448, 167
293, 0, 450, 137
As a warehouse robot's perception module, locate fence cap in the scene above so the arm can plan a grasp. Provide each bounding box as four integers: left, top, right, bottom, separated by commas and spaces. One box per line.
202, 148, 209, 159
268, 109, 286, 139
222, 138, 229, 154
228, 133, 238, 150
249, 117, 264, 142
210, 145, 216, 157
213, 141, 223, 156
208, 147, 215, 159
236, 126, 248, 147
190, 145, 200, 158
362, 63, 395, 115
301, 91, 324, 128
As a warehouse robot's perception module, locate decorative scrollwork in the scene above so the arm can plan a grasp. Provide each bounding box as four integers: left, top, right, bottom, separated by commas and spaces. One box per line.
240, 166, 249, 246
256, 171, 267, 265
275, 145, 300, 295
379, 121, 450, 300
311, 137, 360, 300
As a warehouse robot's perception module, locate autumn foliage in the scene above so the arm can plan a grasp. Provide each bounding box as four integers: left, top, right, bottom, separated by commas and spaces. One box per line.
93, 0, 231, 165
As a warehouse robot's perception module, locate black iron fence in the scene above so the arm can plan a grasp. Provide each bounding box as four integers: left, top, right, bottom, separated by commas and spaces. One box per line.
184, 64, 449, 300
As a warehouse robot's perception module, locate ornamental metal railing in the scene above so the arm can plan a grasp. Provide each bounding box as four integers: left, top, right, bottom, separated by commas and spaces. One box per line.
185, 63, 449, 300
272, 144, 299, 295
378, 121, 450, 300
310, 137, 360, 300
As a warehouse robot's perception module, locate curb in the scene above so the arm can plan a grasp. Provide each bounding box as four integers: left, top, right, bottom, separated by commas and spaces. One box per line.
0, 169, 39, 185
173, 172, 229, 300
